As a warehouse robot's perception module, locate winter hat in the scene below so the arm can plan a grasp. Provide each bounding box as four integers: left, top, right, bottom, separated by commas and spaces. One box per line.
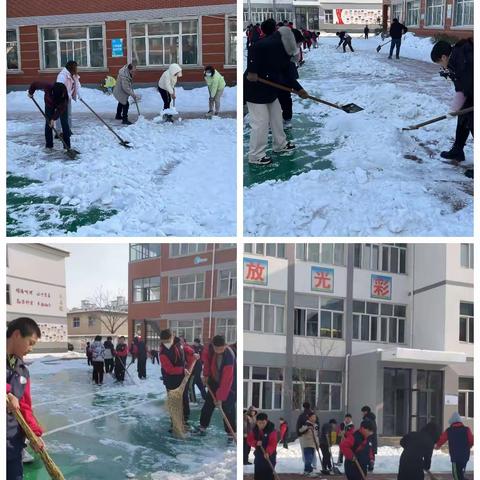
448, 412, 462, 425
248, 405, 258, 414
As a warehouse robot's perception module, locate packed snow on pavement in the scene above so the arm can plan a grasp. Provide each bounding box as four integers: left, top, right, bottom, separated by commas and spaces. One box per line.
244, 34, 473, 236
25, 356, 235, 480
243, 439, 474, 475
7, 86, 236, 237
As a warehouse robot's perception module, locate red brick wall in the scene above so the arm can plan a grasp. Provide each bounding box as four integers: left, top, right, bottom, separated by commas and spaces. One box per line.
8, 0, 233, 17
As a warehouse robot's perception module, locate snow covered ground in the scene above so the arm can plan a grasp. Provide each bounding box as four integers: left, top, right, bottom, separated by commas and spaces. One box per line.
244, 34, 473, 236
243, 439, 474, 475
25, 357, 235, 479
7, 86, 236, 237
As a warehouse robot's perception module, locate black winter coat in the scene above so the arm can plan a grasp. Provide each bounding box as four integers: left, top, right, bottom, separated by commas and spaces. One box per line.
448, 39, 474, 103
390, 21, 408, 39
398, 431, 435, 480
363, 412, 378, 454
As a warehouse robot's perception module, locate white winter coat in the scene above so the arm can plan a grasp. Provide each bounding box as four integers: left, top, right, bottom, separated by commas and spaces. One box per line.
91, 341, 105, 362
56, 67, 81, 100
299, 421, 320, 450
158, 64, 183, 94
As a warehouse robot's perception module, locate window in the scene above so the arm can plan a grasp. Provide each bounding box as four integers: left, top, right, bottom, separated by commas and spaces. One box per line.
244, 366, 284, 410
296, 244, 345, 266
353, 300, 406, 344
169, 244, 207, 257
458, 377, 473, 418
145, 322, 161, 352
244, 243, 253, 253
130, 21, 198, 66
460, 244, 474, 268
295, 297, 344, 339
392, 2, 404, 21
324, 9, 334, 23
218, 269, 236, 297
6, 284, 11, 305
88, 316, 96, 327
41, 25, 104, 69
406, 0, 420, 26
130, 243, 161, 261
459, 302, 473, 343
169, 273, 205, 301
226, 16, 236, 65
292, 369, 342, 410
454, 0, 473, 26
133, 276, 161, 302
7, 29, 20, 70
425, 0, 445, 26
73, 317, 80, 328
246, 243, 286, 258
217, 243, 235, 250
354, 244, 407, 274
215, 318, 236, 343
169, 319, 202, 343
244, 288, 285, 334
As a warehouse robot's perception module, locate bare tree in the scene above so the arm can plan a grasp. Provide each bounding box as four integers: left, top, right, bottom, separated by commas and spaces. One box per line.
90, 287, 127, 335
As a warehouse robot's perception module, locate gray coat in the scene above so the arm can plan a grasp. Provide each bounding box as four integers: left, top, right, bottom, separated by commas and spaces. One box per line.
113, 65, 135, 105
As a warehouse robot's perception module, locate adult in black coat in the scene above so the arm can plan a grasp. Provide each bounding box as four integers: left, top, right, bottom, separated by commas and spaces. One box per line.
388, 18, 408, 59
136, 336, 148, 379
361, 406, 378, 456
398, 422, 439, 480
431, 39, 473, 167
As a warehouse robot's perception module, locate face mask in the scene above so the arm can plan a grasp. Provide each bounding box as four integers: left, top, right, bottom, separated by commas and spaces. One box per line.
205, 71, 213, 77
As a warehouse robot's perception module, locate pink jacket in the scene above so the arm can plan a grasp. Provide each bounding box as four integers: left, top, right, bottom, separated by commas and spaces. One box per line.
56, 68, 81, 100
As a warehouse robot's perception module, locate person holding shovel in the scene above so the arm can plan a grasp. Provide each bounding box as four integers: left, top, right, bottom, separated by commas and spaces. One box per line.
340, 420, 375, 480
298, 411, 320, 477
336, 31, 354, 52
114, 336, 128, 383
247, 412, 278, 480
159, 329, 196, 425
113, 62, 139, 125
90, 335, 105, 385
388, 18, 408, 59
7, 317, 45, 480
204, 65, 226, 117
158, 63, 183, 121
55, 60, 81, 134
319, 418, 338, 474
27, 81, 70, 150
196, 335, 236, 444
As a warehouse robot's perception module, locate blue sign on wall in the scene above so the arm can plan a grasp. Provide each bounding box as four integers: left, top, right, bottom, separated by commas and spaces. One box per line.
112, 38, 124, 57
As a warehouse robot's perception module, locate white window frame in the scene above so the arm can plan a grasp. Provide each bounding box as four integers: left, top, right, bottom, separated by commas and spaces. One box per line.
458, 377, 474, 418
38, 23, 106, 71
217, 243, 236, 250
127, 18, 201, 67
425, 0, 446, 27
460, 243, 474, 269
133, 276, 161, 303
324, 9, 334, 24
225, 15, 236, 67
215, 317, 236, 343
244, 366, 284, 410
296, 243, 346, 266
129, 243, 161, 262
73, 317, 80, 328
292, 369, 342, 411
406, 0, 420, 26
169, 273, 205, 302
355, 243, 407, 274
294, 297, 344, 339
169, 244, 207, 258
459, 301, 473, 343
391, 2, 404, 22
169, 319, 203, 343
452, 0, 474, 27
218, 268, 237, 297
7, 27, 21, 72
244, 287, 285, 334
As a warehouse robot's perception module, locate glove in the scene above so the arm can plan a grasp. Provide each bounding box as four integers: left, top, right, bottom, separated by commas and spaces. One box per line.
298, 89, 309, 99
246, 72, 258, 82
368, 460, 375, 472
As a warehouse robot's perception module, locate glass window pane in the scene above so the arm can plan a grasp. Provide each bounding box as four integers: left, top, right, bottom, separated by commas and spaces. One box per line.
149, 22, 179, 35
459, 377, 473, 390
334, 244, 345, 265
266, 244, 276, 256
389, 317, 397, 343
361, 315, 369, 340
295, 309, 305, 336
44, 42, 58, 68
331, 384, 341, 410
367, 302, 379, 314
394, 305, 406, 318
89, 26, 103, 38
58, 27, 87, 39
370, 316, 378, 341
276, 306, 284, 333
400, 249, 406, 273
321, 297, 344, 311
243, 303, 251, 330
132, 37, 146, 65
321, 244, 333, 264
164, 36, 179, 64
256, 244, 264, 255
390, 247, 399, 273
460, 302, 473, 316
271, 292, 285, 305
244, 287, 252, 302
269, 368, 283, 380
467, 391, 474, 417
398, 319, 405, 343
7, 30, 17, 42
131, 23, 146, 36
353, 314, 359, 339
296, 243, 306, 260
43, 28, 57, 41
252, 367, 267, 380
254, 289, 269, 304
306, 311, 318, 336
382, 246, 389, 271
264, 305, 275, 333
252, 383, 260, 409
459, 317, 467, 341
332, 312, 342, 339
321, 370, 342, 383
262, 382, 273, 409
277, 244, 286, 258
320, 310, 332, 338
244, 243, 253, 253
381, 303, 393, 316
308, 244, 319, 263
305, 383, 317, 408
182, 34, 197, 64
319, 384, 330, 410
182, 20, 197, 34
254, 305, 262, 331
353, 300, 365, 313
148, 37, 163, 64
274, 383, 282, 409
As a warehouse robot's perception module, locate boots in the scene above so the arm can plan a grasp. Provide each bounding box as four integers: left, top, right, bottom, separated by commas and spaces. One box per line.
440, 145, 465, 162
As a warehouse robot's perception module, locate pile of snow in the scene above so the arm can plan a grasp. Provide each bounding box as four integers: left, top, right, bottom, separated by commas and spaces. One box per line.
25, 351, 84, 362
244, 440, 474, 474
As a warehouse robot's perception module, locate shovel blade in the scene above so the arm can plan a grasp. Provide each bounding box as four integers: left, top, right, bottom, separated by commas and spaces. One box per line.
120, 141, 132, 148
376, 45, 382, 52
342, 103, 364, 113
66, 149, 80, 159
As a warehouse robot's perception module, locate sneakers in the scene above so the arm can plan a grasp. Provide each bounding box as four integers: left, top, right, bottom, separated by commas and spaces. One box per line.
440, 145, 466, 162
122, 119, 133, 125
206, 110, 213, 118
249, 155, 272, 165
192, 425, 207, 436
388, 55, 392, 59
115, 115, 122, 120
275, 141, 296, 154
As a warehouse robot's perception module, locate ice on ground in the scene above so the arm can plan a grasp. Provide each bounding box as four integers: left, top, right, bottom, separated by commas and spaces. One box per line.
244, 439, 473, 474
244, 34, 473, 236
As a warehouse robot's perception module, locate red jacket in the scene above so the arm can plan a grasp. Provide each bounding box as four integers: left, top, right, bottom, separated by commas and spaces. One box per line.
202, 344, 235, 402
340, 430, 374, 462
7, 379, 43, 437
247, 425, 277, 456
28, 81, 68, 121
436, 422, 474, 449
279, 422, 288, 441
160, 342, 194, 375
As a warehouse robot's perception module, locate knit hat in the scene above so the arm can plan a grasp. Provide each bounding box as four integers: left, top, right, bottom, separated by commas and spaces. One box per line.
448, 412, 462, 425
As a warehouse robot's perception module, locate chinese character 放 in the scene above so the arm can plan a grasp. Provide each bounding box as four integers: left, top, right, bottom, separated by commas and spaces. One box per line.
245, 262, 265, 282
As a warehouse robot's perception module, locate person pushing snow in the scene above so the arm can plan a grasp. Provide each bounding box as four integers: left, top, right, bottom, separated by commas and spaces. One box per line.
337, 31, 354, 52
113, 62, 139, 125
158, 63, 182, 122
55, 60, 81, 134
203, 65, 226, 117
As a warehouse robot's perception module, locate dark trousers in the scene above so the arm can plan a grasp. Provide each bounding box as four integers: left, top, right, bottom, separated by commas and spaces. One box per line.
389, 38, 402, 58
114, 356, 126, 382
104, 358, 114, 374
254, 464, 274, 480
45, 104, 71, 148
158, 87, 172, 109
243, 437, 251, 464
320, 444, 332, 470
343, 39, 354, 52
454, 105, 474, 150
345, 459, 367, 480
200, 391, 236, 435
151, 351, 159, 364
137, 357, 147, 379
7, 457, 23, 480
116, 102, 129, 120
92, 361, 104, 384
87, 356, 92, 366
278, 91, 293, 121
189, 370, 207, 402
452, 462, 467, 480
365, 33, 369, 39
304, 447, 315, 473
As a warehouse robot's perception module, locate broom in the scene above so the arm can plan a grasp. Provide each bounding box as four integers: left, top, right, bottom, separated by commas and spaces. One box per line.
166, 359, 197, 438
7, 399, 65, 480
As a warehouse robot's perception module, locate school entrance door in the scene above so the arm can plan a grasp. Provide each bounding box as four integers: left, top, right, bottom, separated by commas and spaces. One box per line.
415, 370, 443, 430
383, 368, 411, 436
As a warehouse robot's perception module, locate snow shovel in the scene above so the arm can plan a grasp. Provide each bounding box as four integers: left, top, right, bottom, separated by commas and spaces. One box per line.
376, 39, 391, 52
116, 355, 138, 386
402, 106, 474, 131
326, 435, 342, 475
208, 389, 237, 443
7, 399, 65, 480
257, 77, 364, 113
260, 446, 281, 480
79, 98, 132, 148
353, 457, 368, 480
131, 89, 141, 116
30, 97, 80, 159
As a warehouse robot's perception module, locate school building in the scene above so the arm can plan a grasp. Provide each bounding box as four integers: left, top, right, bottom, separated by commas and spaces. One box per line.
128, 243, 237, 351
7, 0, 236, 89
243, 243, 474, 438
6, 243, 70, 353
244, 0, 382, 32
382, 0, 473, 39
